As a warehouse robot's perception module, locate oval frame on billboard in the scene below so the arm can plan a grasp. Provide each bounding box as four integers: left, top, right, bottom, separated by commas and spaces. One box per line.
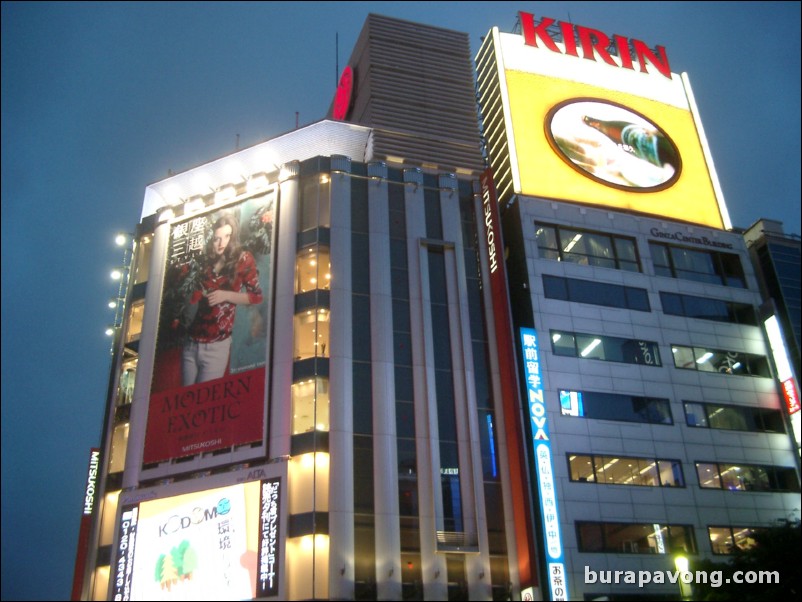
545, 98, 682, 192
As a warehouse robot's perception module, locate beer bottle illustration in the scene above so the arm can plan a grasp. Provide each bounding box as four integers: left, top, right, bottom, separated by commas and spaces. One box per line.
582, 115, 678, 170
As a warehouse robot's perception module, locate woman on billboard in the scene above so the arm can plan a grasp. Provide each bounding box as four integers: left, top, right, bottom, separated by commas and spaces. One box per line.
180, 213, 263, 385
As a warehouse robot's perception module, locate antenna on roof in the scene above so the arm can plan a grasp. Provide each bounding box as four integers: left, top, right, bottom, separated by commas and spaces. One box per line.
295, 112, 299, 129
336, 32, 339, 87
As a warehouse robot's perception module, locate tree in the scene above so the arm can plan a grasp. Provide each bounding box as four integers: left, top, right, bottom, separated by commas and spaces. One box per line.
691, 519, 800, 601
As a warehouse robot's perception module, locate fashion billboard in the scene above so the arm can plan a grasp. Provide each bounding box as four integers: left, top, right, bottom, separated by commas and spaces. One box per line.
112, 478, 284, 600
145, 189, 277, 463
480, 12, 729, 229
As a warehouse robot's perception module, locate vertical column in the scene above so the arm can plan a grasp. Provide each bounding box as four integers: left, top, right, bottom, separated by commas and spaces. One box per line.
368, 171, 403, 600
123, 208, 172, 486
269, 162, 300, 459
440, 175, 492, 600
405, 168, 448, 599
328, 163, 355, 600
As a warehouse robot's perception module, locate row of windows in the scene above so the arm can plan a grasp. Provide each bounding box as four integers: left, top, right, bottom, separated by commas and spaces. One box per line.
577, 522, 771, 556
569, 454, 683, 487
535, 222, 747, 288
541, 274, 758, 327
567, 453, 799, 492
552, 330, 661, 366
696, 462, 799, 492
560, 388, 785, 433
577, 522, 694, 555
651, 241, 746, 288
661, 292, 757, 326
560, 389, 673, 425
708, 526, 765, 555
551, 330, 771, 378
671, 345, 771, 377
685, 401, 785, 433
536, 224, 640, 272
543, 275, 650, 311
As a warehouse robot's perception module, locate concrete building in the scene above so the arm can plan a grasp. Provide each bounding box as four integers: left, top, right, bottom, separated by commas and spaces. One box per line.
475, 11, 800, 601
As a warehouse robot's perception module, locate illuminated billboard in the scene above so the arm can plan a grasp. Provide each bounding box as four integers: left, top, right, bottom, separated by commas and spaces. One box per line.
479, 12, 729, 229
112, 479, 283, 601
146, 189, 277, 463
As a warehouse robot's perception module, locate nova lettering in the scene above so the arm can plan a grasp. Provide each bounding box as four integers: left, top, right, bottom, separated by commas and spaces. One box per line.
519, 11, 672, 80
529, 389, 549, 441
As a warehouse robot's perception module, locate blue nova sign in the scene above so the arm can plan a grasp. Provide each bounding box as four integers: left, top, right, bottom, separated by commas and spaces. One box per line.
520, 327, 568, 601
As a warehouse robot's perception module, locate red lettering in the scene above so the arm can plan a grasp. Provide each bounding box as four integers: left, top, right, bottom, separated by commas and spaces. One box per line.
614, 34, 634, 71
632, 39, 672, 78
559, 21, 578, 57
519, 12, 560, 52
518, 11, 673, 80
577, 25, 617, 67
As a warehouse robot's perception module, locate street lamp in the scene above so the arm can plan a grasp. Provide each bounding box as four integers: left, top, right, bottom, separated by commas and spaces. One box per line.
674, 555, 692, 600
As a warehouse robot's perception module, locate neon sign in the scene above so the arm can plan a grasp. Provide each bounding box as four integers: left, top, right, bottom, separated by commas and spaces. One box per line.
521, 327, 568, 601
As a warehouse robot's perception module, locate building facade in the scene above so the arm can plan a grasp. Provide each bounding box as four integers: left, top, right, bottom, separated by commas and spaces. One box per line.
475, 10, 801, 601
73, 15, 533, 602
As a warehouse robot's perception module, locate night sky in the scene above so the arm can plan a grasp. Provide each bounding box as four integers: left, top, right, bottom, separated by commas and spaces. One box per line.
2, 2, 800, 600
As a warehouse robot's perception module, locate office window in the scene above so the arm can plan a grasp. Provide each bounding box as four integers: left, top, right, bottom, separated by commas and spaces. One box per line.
660, 292, 757, 325
684, 401, 785, 433
672, 345, 771, 377
577, 521, 696, 554
696, 462, 800, 492
551, 330, 661, 366
650, 242, 746, 287
559, 389, 672, 424
536, 223, 641, 272
543, 275, 650, 311
708, 526, 766, 555
560, 389, 673, 425
569, 454, 684, 487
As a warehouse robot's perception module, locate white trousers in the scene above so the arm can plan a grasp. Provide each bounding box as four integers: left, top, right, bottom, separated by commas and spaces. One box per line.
181, 338, 232, 386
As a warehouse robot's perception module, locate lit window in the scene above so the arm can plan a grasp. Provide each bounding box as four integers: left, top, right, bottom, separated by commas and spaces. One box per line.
291, 377, 330, 434
295, 246, 331, 294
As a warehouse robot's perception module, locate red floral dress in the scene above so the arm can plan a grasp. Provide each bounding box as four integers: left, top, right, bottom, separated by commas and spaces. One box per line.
187, 251, 263, 343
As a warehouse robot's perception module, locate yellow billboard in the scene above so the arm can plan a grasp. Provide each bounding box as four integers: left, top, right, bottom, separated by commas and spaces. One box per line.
488, 23, 727, 229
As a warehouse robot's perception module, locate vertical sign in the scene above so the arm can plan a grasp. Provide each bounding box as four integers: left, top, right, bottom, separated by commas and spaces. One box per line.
520, 327, 568, 601
257, 477, 282, 597
112, 505, 139, 601
479, 170, 539, 589
764, 315, 801, 450
71, 448, 101, 600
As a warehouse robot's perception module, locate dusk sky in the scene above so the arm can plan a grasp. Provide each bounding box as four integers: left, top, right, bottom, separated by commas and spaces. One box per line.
2, 2, 800, 600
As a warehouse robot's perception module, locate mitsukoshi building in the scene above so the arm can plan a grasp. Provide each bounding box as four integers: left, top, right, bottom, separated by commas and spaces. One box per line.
73, 10, 800, 602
